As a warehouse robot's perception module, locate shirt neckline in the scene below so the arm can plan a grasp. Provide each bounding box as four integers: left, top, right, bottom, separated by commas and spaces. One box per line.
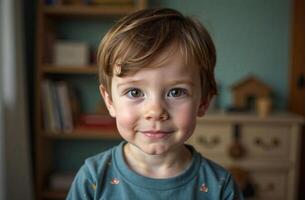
112, 141, 201, 190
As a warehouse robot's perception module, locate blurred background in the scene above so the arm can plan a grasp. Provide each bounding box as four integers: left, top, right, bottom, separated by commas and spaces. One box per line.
1, 0, 304, 199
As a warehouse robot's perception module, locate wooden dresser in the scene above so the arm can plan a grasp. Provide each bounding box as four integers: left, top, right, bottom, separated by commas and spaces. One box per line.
189, 112, 304, 200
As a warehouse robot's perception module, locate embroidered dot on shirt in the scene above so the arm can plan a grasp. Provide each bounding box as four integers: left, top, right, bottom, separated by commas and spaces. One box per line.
110, 178, 120, 185
91, 183, 96, 191
200, 183, 208, 192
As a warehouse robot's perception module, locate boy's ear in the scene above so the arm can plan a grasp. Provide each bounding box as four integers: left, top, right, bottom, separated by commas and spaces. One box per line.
197, 95, 212, 117
99, 85, 116, 117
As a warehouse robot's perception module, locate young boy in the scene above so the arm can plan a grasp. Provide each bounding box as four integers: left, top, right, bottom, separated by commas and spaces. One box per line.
67, 8, 243, 199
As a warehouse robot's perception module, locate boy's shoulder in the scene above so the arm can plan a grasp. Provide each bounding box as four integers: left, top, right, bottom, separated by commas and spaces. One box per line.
197, 155, 243, 199
191, 145, 232, 184
199, 154, 229, 176
81, 143, 121, 178
85, 145, 114, 163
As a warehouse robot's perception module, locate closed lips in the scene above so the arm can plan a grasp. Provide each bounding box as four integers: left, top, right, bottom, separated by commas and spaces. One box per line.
140, 130, 173, 134
140, 130, 174, 139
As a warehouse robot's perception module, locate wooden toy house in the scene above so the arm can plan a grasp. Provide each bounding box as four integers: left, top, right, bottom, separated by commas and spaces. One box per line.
231, 76, 272, 110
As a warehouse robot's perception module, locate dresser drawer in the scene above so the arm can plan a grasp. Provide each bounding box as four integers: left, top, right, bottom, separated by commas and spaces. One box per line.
241, 124, 291, 159
250, 170, 287, 200
190, 123, 231, 156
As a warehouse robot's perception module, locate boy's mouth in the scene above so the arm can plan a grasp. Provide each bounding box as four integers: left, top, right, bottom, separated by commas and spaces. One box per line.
140, 130, 173, 139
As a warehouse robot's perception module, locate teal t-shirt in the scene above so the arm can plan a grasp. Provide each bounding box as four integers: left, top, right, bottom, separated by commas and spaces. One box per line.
67, 142, 244, 200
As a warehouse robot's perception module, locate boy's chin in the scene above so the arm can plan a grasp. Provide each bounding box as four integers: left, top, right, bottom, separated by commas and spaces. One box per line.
128, 142, 172, 156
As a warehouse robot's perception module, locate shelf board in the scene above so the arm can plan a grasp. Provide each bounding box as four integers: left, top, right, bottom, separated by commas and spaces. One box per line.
42, 190, 67, 199
43, 4, 135, 17
43, 65, 98, 74
44, 128, 121, 140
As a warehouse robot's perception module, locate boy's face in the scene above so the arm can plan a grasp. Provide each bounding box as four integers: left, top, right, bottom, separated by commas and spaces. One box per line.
100, 48, 209, 156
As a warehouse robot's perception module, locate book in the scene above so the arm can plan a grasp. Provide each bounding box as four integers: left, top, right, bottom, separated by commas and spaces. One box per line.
41, 79, 78, 133
41, 80, 61, 133
41, 80, 52, 131
50, 81, 62, 132
56, 81, 74, 133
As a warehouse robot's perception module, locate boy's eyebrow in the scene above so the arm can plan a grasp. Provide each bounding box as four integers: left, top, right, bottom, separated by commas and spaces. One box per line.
116, 80, 144, 88
168, 79, 195, 86
116, 79, 195, 88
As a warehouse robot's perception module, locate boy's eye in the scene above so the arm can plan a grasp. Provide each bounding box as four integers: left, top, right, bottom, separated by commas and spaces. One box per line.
126, 88, 144, 98
167, 88, 187, 98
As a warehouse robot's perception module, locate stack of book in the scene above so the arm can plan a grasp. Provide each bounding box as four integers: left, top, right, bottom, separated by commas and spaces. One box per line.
41, 80, 76, 133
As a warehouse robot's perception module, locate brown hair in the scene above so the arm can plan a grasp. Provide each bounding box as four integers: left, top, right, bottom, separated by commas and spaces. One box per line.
97, 8, 217, 98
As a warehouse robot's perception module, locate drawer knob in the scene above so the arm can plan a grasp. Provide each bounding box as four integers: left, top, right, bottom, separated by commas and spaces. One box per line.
197, 136, 220, 148
254, 137, 280, 150
229, 124, 246, 159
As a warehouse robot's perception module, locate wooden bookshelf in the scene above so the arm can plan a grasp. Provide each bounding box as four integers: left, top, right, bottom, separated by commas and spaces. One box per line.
34, 1, 147, 199
43, 4, 136, 16
44, 129, 121, 140
43, 65, 98, 74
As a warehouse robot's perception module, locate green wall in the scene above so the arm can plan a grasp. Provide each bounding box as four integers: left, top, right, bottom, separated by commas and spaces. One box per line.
153, 0, 292, 109
57, 0, 292, 110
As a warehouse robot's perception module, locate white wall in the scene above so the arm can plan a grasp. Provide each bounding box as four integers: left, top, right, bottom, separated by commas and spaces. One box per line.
0, 1, 7, 199
0, 0, 33, 199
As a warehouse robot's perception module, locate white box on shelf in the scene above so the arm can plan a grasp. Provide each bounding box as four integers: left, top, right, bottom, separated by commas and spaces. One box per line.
54, 41, 89, 66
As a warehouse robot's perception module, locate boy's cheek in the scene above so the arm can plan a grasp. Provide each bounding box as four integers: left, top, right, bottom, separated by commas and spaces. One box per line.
172, 106, 197, 130
115, 106, 137, 129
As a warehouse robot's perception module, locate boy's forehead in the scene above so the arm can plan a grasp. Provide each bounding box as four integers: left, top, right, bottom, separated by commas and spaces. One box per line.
113, 42, 198, 77
114, 58, 198, 84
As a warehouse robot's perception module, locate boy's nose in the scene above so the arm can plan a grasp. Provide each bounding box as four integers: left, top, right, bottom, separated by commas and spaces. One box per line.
144, 98, 169, 121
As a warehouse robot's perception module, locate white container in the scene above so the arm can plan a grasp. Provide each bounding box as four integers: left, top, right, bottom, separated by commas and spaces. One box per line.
54, 41, 89, 66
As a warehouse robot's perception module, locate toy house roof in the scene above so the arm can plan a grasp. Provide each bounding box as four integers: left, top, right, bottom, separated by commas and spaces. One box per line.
231, 76, 272, 92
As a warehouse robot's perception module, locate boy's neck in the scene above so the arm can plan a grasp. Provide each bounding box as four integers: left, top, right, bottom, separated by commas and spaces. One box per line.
123, 143, 192, 179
